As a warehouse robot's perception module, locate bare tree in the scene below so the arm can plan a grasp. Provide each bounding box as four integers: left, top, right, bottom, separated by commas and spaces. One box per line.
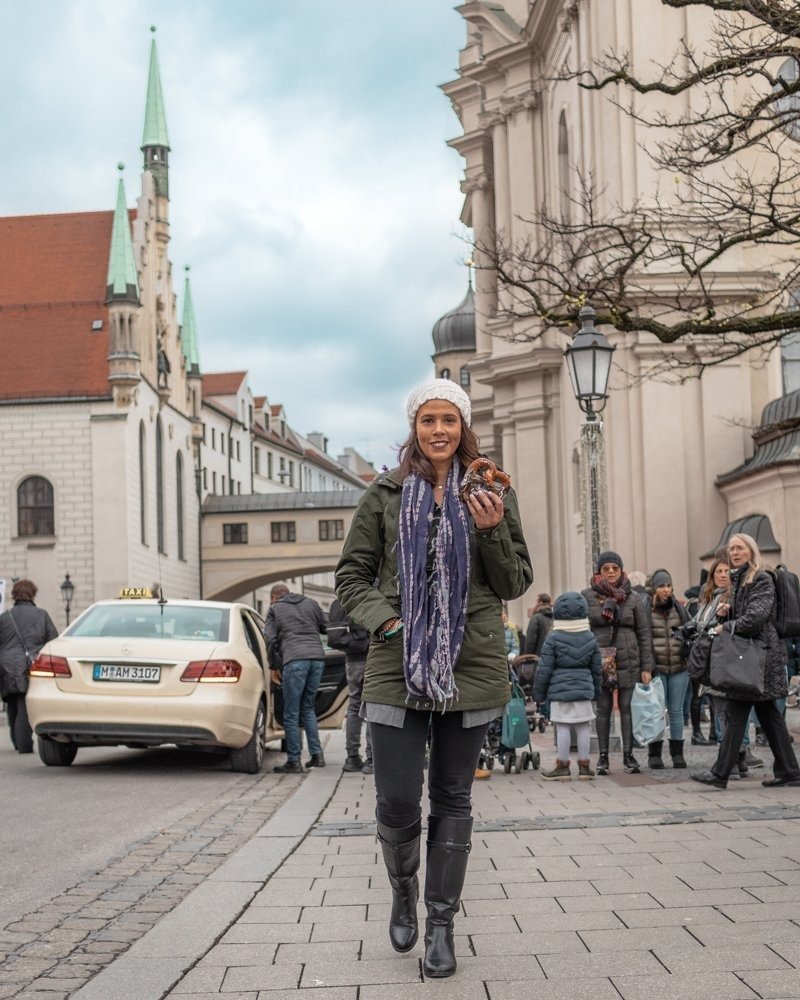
487, 0, 800, 375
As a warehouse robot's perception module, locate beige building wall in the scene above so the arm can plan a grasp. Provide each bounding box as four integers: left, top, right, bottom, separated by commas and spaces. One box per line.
443, 0, 784, 616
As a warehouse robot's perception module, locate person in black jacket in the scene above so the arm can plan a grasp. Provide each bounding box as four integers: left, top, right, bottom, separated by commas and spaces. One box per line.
523, 594, 553, 655
0, 579, 58, 753
691, 533, 800, 789
327, 597, 373, 773
534, 592, 602, 780
264, 584, 327, 773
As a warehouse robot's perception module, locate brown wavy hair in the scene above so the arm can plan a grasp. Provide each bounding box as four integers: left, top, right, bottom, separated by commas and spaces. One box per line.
701, 557, 730, 605
398, 416, 481, 484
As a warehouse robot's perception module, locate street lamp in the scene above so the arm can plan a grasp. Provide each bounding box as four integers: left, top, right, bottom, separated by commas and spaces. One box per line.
563, 305, 615, 579
60, 573, 75, 626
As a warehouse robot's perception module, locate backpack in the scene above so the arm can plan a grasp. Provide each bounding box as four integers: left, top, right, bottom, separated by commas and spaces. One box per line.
768, 564, 800, 639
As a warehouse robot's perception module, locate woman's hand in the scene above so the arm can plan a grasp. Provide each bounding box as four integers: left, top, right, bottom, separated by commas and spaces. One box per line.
641, 671, 652, 685
467, 490, 504, 530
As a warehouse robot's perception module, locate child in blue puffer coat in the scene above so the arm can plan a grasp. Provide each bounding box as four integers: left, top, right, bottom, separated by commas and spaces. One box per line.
533, 591, 602, 780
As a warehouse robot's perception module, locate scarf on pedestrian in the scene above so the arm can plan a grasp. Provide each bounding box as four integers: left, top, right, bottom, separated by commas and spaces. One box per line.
397, 461, 471, 704
591, 572, 631, 622
552, 618, 590, 633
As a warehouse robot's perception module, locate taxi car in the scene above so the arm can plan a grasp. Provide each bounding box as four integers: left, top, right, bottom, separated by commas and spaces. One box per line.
26, 596, 348, 772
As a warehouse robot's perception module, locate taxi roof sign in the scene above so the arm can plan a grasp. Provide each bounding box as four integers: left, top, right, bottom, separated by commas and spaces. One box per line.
119, 587, 153, 599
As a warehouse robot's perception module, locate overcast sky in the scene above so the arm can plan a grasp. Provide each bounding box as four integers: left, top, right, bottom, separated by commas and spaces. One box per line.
1, 0, 471, 470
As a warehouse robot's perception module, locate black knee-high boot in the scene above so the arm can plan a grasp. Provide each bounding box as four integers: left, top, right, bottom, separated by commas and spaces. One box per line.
423, 815, 472, 978
376, 819, 421, 953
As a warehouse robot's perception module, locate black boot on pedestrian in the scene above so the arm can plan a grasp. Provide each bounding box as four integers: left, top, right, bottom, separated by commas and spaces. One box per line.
623, 750, 640, 774
691, 727, 710, 746
376, 819, 421, 953
648, 741, 665, 770
596, 752, 610, 776
690, 769, 727, 789
342, 754, 364, 772
423, 815, 472, 978
305, 752, 326, 768
669, 739, 687, 768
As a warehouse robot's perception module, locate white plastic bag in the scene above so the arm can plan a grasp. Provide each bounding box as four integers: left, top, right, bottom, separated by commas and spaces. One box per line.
631, 681, 666, 746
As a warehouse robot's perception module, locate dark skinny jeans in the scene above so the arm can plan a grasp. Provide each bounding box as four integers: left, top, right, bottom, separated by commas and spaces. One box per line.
595, 685, 635, 754
711, 698, 800, 782
371, 709, 489, 829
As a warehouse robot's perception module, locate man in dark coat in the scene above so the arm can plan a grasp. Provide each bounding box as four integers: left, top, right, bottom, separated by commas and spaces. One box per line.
327, 597, 372, 773
523, 594, 553, 656
0, 579, 58, 753
264, 584, 327, 773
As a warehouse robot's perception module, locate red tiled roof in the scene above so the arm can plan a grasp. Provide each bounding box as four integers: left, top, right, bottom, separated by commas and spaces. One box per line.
202, 371, 247, 396
0, 211, 117, 400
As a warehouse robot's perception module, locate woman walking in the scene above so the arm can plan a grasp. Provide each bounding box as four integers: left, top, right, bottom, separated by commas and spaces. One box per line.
0, 579, 58, 753
647, 569, 691, 769
335, 379, 532, 978
583, 551, 654, 774
687, 556, 730, 747
691, 534, 800, 790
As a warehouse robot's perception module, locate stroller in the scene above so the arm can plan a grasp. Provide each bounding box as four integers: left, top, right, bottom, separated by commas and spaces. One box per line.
478, 664, 541, 774
513, 654, 549, 735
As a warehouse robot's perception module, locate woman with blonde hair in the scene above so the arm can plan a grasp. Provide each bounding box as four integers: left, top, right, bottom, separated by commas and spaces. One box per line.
691, 534, 800, 789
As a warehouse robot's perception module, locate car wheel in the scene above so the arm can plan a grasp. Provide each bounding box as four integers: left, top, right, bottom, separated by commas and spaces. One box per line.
230, 700, 266, 774
38, 737, 78, 767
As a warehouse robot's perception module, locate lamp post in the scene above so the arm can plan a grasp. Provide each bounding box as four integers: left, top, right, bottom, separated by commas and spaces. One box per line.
563, 305, 616, 581
60, 573, 75, 626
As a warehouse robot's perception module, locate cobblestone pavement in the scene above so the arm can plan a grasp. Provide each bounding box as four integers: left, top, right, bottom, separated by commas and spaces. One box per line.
160, 718, 800, 1000
0, 768, 303, 1000
6, 718, 800, 1000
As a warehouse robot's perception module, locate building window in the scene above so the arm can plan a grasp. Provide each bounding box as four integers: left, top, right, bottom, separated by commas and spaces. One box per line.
223, 523, 248, 544
289, 461, 295, 487
202, 467, 207, 490
267, 451, 273, 479
459, 367, 471, 389
319, 519, 344, 541
156, 418, 165, 554
558, 110, 572, 223
221, 475, 226, 493
782, 290, 800, 393
17, 475, 54, 537
236, 440, 240, 461
221, 435, 225, 455
440, 368, 451, 380
139, 421, 147, 544
176, 452, 185, 560
271, 521, 296, 543
211, 427, 216, 449
254, 447, 260, 475
212, 471, 217, 492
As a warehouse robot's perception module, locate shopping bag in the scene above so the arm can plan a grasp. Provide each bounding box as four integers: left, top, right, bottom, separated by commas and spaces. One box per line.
631, 682, 666, 746
709, 627, 766, 701
501, 683, 529, 749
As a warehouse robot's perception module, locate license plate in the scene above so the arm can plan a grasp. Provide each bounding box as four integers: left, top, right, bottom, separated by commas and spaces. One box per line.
92, 664, 161, 683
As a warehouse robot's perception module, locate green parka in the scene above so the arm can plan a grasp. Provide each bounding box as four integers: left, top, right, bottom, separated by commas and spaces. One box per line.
334, 468, 533, 712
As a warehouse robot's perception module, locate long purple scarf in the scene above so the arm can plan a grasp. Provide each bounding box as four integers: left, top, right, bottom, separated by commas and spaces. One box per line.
397, 463, 471, 703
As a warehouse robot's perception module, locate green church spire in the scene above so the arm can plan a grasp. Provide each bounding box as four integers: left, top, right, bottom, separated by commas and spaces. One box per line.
105, 166, 139, 303
141, 28, 170, 198
181, 267, 201, 375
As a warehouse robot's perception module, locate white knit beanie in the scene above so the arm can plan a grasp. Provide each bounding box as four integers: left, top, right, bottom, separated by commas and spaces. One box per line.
405, 379, 472, 427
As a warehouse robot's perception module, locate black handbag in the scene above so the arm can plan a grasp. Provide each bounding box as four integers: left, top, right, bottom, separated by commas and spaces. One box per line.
709, 626, 766, 701
686, 630, 713, 686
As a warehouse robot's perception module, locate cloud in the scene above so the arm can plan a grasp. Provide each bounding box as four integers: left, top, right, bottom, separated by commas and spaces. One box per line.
1, 0, 472, 470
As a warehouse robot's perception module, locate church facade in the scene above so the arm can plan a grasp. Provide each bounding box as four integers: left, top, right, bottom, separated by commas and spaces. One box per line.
437, 0, 795, 607
0, 37, 371, 627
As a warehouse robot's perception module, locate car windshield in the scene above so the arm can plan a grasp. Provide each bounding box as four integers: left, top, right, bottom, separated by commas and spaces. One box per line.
66, 604, 230, 642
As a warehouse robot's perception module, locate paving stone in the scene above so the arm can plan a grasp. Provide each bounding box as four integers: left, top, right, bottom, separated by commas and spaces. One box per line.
647, 888, 759, 908
237, 906, 302, 924
440, 954, 545, 981
274, 941, 360, 964
300, 958, 422, 987
362, 983, 487, 1000
538, 949, 670, 979
689, 918, 800, 947
613, 905, 731, 928
486, 979, 623, 1000
221, 964, 303, 992
739, 969, 800, 998
653, 944, 795, 974
219, 923, 312, 945
514, 909, 623, 932
718, 900, 800, 922
298, 904, 368, 923
610, 971, 761, 1000
256, 990, 356, 1000
199, 943, 279, 966
557, 892, 659, 912
462, 896, 562, 918
472, 930, 589, 957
